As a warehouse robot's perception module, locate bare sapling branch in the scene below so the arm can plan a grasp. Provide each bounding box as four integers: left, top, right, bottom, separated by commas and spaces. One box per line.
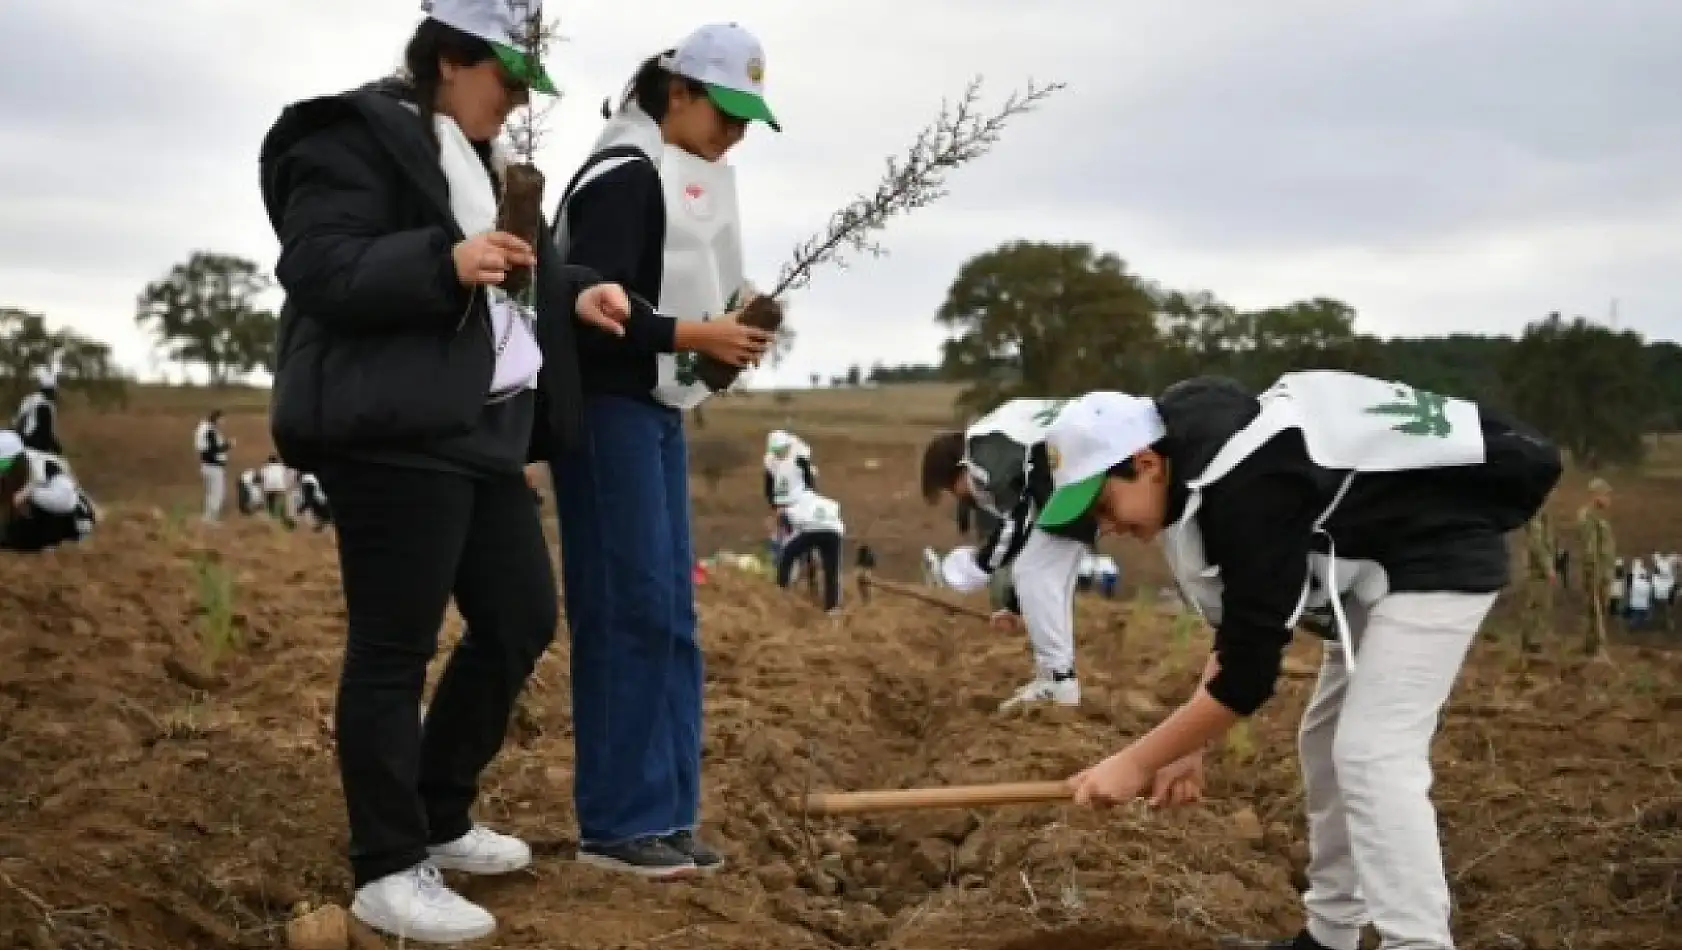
770, 77, 1065, 302
707, 75, 1066, 384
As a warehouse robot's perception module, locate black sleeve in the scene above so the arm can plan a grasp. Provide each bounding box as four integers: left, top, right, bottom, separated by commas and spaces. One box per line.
763, 469, 776, 506
1198, 467, 1324, 717
271, 124, 468, 333
797, 457, 816, 490
977, 492, 1034, 572
34, 406, 59, 453
563, 160, 675, 354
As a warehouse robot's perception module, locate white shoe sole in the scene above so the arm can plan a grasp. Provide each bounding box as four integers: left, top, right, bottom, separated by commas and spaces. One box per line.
575, 850, 699, 881
350, 899, 495, 945
426, 849, 532, 875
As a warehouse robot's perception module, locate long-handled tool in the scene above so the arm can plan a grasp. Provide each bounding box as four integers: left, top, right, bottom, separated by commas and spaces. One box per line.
858, 574, 994, 621
802, 780, 1072, 815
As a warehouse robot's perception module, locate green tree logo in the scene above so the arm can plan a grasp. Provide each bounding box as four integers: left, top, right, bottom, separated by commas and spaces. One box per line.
1031, 399, 1071, 426
1364, 386, 1452, 437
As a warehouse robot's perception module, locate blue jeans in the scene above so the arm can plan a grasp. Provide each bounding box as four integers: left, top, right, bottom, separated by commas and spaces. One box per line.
551, 394, 701, 846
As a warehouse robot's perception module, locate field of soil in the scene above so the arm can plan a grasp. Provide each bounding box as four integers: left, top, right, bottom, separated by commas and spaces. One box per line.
2, 383, 1680, 950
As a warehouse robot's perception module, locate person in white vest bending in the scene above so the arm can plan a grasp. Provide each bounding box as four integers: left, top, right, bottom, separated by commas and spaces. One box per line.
547, 22, 779, 880
194, 409, 232, 522
13, 365, 61, 454
774, 486, 843, 612
0, 430, 97, 551
237, 468, 262, 515
1041, 375, 1561, 950
920, 398, 1097, 711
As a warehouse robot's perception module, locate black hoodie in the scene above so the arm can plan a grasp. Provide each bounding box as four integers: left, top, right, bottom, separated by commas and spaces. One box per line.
1154, 376, 1561, 715
258, 79, 620, 474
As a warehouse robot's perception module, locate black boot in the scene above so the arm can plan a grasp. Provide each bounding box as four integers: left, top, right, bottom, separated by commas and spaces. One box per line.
1218, 931, 1339, 950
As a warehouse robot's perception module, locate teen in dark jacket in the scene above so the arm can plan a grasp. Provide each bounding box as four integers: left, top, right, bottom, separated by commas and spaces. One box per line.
1041, 374, 1561, 950
257, 5, 632, 944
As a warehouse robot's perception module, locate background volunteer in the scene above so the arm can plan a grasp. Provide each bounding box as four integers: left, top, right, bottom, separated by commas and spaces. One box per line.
920, 398, 1096, 710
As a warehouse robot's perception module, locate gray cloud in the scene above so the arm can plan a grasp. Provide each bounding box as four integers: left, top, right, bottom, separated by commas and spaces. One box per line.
0, 0, 1677, 388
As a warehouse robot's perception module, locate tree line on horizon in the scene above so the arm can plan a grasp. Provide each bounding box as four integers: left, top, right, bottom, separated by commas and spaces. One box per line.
1, 240, 1671, 467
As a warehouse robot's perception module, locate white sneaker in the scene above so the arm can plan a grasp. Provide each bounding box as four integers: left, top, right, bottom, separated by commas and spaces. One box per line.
351, 864, 495, 945
998, 674, 1080, 711
428, 825, 532, 875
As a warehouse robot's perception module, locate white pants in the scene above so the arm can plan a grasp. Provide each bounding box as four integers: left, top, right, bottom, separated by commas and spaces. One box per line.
1300, 591, 1496, 950
1011, 527, 1086, 674
200, 464, 226, 521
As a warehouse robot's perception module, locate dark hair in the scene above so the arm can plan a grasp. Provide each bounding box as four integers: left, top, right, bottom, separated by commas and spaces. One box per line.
601, 51, 707, 121
402, 18, 498, 148
920, 431, 967, 504
1106, 436, 1173, 481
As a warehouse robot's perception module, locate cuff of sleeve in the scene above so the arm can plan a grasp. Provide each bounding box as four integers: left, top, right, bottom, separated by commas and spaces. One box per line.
431, 231, 469, 317
1204, 644, 1283, 717
624, 301, 676, 353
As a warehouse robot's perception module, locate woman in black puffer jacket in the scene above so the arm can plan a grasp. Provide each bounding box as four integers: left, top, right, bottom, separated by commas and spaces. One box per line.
257, 4, 637, 943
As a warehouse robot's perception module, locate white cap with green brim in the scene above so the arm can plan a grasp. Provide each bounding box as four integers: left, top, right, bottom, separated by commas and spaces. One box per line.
662, 22, 781, 131
0, 430, 21, 472
1037, 391, 1167, 528
422, 0, 559, 96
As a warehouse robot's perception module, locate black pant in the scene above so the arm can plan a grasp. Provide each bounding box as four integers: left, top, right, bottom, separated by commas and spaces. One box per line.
777, 529, 841, 610
265, 490, 294, 528
317, 461, 559, 887
0, 507, 79, 551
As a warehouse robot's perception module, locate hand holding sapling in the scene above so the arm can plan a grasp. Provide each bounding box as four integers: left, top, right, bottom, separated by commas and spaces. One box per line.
453, 231, 535, 286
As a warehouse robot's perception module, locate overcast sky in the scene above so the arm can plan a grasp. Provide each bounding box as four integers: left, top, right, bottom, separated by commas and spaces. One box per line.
2, 0, 1679, 387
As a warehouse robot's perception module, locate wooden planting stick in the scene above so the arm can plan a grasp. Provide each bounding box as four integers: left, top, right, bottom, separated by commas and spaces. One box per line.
860, 574, 992, 621
802, 780, 1071, 815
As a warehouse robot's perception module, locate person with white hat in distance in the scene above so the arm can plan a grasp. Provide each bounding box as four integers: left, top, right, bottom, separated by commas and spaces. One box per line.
13, 365, 62, 454
547, 22, 780, 880
919, 398, 1097, 711
764, 428, 817, 570
1038, 373, 1561, 950
0, 429, 97, 551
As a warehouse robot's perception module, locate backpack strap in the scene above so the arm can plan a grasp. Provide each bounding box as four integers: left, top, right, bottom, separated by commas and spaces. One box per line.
552, 144, 652, 222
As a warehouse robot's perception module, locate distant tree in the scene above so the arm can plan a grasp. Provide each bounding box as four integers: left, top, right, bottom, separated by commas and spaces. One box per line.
867, 361, 943, 383
1500, 312, 1653, 468
809, 373, 821, 388
845, 363, 862, 387
136, 252, 278, 385
936, 241, 1161, 412
0, 307, 128, 409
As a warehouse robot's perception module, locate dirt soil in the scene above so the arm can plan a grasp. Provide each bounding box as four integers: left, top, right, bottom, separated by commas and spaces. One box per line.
2, 391, 1680, 949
